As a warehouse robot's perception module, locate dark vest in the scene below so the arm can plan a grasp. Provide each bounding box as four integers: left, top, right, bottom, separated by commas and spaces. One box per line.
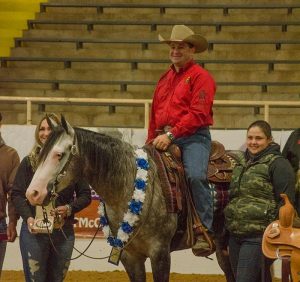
224, 153, 281, 237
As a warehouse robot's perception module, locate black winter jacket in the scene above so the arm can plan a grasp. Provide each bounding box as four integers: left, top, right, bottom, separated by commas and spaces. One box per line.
282, 128, 300, 173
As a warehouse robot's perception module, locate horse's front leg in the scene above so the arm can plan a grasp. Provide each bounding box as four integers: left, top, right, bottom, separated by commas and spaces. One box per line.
150, 246, 171, 282
121, 251, 147, 282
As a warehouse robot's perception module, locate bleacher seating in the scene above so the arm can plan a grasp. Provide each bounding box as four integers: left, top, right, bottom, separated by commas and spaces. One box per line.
0, 0, 300, 128
12, 37, 300, 52
39, 2, 300, 16
2, 57, 300, 72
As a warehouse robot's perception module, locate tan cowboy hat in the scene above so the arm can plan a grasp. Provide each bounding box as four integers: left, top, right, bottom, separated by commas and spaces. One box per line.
158, 25, 208, 53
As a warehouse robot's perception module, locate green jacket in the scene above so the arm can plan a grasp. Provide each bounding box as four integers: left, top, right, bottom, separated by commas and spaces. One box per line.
224, 147, 282, 237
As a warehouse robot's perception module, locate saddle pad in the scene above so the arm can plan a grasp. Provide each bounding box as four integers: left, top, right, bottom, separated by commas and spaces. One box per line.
212, 182, 230, 215
144, 144, 181, 213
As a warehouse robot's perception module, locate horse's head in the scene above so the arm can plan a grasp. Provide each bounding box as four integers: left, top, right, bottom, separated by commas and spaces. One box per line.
26, 116, 78, 206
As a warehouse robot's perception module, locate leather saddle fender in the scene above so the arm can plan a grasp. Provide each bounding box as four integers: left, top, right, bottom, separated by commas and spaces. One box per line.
207, 141, 236, 183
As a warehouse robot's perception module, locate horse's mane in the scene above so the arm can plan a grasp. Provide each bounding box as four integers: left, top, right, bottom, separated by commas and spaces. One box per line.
38, 125, 137, 189
75, 127, 136, 184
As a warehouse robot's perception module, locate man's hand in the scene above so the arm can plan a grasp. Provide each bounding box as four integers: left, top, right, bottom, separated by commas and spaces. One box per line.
153, 134, 171, 151
7, 222, 17, 242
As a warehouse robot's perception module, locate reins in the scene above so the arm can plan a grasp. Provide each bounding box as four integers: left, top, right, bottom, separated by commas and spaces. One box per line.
42, 205, 111, 261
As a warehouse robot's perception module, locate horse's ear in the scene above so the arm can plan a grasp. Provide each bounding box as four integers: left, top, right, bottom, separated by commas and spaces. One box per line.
46, 114, 55, 130
61, 115, 69, 134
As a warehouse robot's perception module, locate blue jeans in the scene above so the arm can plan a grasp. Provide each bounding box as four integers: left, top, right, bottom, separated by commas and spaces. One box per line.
20, 221, 75, 282
174, 127, 213, 231
229, 235, 273, 282
0, 219, 7, 278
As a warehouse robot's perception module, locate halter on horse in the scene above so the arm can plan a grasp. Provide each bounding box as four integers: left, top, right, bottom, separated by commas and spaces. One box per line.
25, 115, 235, 282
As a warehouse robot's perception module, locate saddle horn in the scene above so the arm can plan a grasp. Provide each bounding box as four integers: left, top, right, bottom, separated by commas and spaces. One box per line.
279, 194, 295, 228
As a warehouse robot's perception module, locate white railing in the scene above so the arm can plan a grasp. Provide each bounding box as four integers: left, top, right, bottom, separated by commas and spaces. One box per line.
1, 96, 300, 127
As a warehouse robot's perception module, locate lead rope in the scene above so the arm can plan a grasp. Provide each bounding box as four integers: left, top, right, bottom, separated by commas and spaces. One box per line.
42, 206, 60, 256
42, 206, 110, 260
60, 220, 110, 260
42, 174, 155, 260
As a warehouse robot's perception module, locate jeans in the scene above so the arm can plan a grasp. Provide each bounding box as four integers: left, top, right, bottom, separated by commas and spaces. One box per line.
229, 235, 273, 282
174, 127, 213, 231
0, 219, 7, 278
20, 221, 75, 282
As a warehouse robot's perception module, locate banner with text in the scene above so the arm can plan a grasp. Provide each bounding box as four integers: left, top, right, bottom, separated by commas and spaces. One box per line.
74, 190, 104, 238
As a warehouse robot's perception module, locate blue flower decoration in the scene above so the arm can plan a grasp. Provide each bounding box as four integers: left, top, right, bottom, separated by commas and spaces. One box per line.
136, 158, 149, 170
100, 216, 108, 226
121, 222, 133, 234
134, 178, 146, 190
100, 149, 149, 249
114, 238, 123, 248
129, 200, 142, 215
107, 236, 114, 246
107, 236, 124, 248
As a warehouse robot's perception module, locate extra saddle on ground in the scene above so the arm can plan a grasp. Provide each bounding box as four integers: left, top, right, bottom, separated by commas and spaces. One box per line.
262, 194, 300, 282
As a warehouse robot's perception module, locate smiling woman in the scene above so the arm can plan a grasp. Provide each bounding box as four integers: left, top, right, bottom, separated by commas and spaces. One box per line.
11, 113, 92, 282
246, 120, 273, 155
224, 120, 296, 282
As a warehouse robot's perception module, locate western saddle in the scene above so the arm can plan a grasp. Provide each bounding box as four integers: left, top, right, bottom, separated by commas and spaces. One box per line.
262, 194, 300, 282
144, 140, 236, 256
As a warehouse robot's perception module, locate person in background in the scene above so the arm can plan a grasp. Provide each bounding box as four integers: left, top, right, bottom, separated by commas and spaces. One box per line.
11, 113, 91, 282
0, 112, 20, 278
146, 24, 216, 254
282, 128, 300, 215
224, 120, 295, 282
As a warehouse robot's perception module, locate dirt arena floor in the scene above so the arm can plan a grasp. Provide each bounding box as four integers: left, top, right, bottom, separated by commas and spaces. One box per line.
2, 270, 281, 281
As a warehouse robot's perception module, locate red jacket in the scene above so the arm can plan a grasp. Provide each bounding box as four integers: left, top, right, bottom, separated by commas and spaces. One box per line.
147, 60, 216, 141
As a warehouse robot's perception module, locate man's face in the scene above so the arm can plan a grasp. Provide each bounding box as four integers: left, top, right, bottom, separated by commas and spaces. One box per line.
169, 42, 195, 69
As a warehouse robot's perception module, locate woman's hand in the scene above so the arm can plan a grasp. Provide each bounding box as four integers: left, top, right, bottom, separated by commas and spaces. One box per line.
52, 205, 68, 218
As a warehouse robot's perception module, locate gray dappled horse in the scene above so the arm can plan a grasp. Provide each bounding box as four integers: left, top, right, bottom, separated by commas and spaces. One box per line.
26, 116, 234, 282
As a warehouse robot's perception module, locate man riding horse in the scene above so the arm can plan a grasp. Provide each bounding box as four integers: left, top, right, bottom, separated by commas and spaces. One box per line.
147, 24, 216, 255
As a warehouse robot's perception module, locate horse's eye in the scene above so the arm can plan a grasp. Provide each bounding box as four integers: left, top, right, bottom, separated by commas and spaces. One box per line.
57, 152, 65, 160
